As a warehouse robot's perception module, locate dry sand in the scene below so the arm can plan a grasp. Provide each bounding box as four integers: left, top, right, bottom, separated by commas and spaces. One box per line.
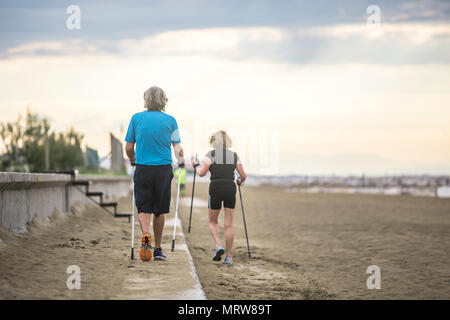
0, 194, 203, 300
179, 182, 450, 299
0, 203, 130, 299
1, 183, 449, 300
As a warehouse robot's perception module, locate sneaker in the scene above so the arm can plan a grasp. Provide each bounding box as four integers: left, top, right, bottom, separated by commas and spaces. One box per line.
224, 256, 233, 266
212, 245, 225, 261
139, 233, 152, 261
153, 248, 167, 261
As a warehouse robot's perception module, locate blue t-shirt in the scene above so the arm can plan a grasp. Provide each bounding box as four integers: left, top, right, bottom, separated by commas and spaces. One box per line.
125, 111, 181, 166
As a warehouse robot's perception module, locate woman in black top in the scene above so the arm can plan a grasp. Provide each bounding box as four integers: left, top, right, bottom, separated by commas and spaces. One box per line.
192, 130, 247, 266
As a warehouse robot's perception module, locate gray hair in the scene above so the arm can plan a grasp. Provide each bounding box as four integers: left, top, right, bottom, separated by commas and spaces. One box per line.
144, 86, 168, 111
209, 130, 232, 149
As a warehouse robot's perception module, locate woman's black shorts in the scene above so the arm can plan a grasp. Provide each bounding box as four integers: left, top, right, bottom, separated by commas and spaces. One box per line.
208, 180, 236, 210
134, 164, 173, 216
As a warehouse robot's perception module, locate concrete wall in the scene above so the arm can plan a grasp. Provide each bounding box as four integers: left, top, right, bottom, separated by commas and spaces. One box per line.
0, 172, 131, 234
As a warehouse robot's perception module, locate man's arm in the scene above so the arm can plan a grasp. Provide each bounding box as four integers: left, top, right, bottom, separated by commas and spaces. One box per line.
172, 142, 185, 167
125, 142, 136, 166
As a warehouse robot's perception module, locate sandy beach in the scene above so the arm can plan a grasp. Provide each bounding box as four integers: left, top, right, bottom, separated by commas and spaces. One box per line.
0, 194, 203, 300
1, 182, 449, 299
180, 182, 450, 299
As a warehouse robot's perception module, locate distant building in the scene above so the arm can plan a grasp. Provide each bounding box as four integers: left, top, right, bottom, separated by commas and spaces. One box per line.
84, 147, 99, 170
110, 133, 124, 173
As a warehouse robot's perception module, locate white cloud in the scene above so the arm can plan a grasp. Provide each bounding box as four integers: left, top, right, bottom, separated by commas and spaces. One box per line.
295, 23, 450, 42
118, 27, 287, 55
3, 23, 449, 63
1, 23, 450, 174
6, 39, 98, 56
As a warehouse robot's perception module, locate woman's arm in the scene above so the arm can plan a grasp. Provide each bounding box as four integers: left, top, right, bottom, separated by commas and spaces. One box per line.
192, 156, 211, 177
236, 160, 246, 185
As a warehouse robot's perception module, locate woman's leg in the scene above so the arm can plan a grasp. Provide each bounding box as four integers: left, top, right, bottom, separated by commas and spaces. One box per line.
223, 208, 235, 257
208, 209, 222, 247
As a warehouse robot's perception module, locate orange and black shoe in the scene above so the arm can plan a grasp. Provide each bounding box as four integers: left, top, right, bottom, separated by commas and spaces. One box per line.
140, 232, 152, 261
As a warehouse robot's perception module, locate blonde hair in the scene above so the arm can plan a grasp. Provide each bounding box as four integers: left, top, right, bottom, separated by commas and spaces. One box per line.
209, 130, 232, 149
144, 86, 168, 111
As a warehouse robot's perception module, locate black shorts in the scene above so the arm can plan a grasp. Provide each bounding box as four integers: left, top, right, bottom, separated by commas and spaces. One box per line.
134, 164, 173, 216
208, 180, 236, 210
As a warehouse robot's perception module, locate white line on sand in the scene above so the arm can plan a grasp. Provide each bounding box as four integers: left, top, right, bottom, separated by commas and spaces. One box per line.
166, 217, 206, 299
118, 217, 206, 300
179, 197, 208, 208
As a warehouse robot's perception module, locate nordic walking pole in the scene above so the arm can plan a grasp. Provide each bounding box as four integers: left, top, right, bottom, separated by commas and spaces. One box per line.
130, 165, 136, 260
237, 175, 251, 258
171, 165, 182, 251
188, 154, 198, 233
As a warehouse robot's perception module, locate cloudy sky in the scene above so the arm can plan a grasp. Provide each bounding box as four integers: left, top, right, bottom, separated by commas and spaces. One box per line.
1, 0, 449, 175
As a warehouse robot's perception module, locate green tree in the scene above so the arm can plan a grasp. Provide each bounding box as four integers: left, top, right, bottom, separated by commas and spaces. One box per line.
0, 113, 28, 171
49, 128, 85, 171
0, 110, 85, 172
22, 112, 50, 172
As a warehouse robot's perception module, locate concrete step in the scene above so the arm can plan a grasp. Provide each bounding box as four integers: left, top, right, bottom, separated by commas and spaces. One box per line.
43, 170, 77, 177
71, 180, 91, 186
114, 212, 132, 218
100, 202, 118, 207
86, 192, 103, 197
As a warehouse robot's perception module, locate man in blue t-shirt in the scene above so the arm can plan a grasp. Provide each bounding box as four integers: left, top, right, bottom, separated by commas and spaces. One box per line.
125, 86, 185, 261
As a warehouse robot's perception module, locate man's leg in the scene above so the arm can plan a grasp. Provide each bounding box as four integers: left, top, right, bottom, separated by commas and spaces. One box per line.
208, 209, 222, 247
153, 214, 165, 249
138, 212, 151, 234
138, 212, 153, 261
223, 208, 235, 258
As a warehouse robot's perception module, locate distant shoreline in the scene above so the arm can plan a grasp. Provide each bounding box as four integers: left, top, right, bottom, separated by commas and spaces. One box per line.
285, 185, 450, 198
183, 173, 450, 198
